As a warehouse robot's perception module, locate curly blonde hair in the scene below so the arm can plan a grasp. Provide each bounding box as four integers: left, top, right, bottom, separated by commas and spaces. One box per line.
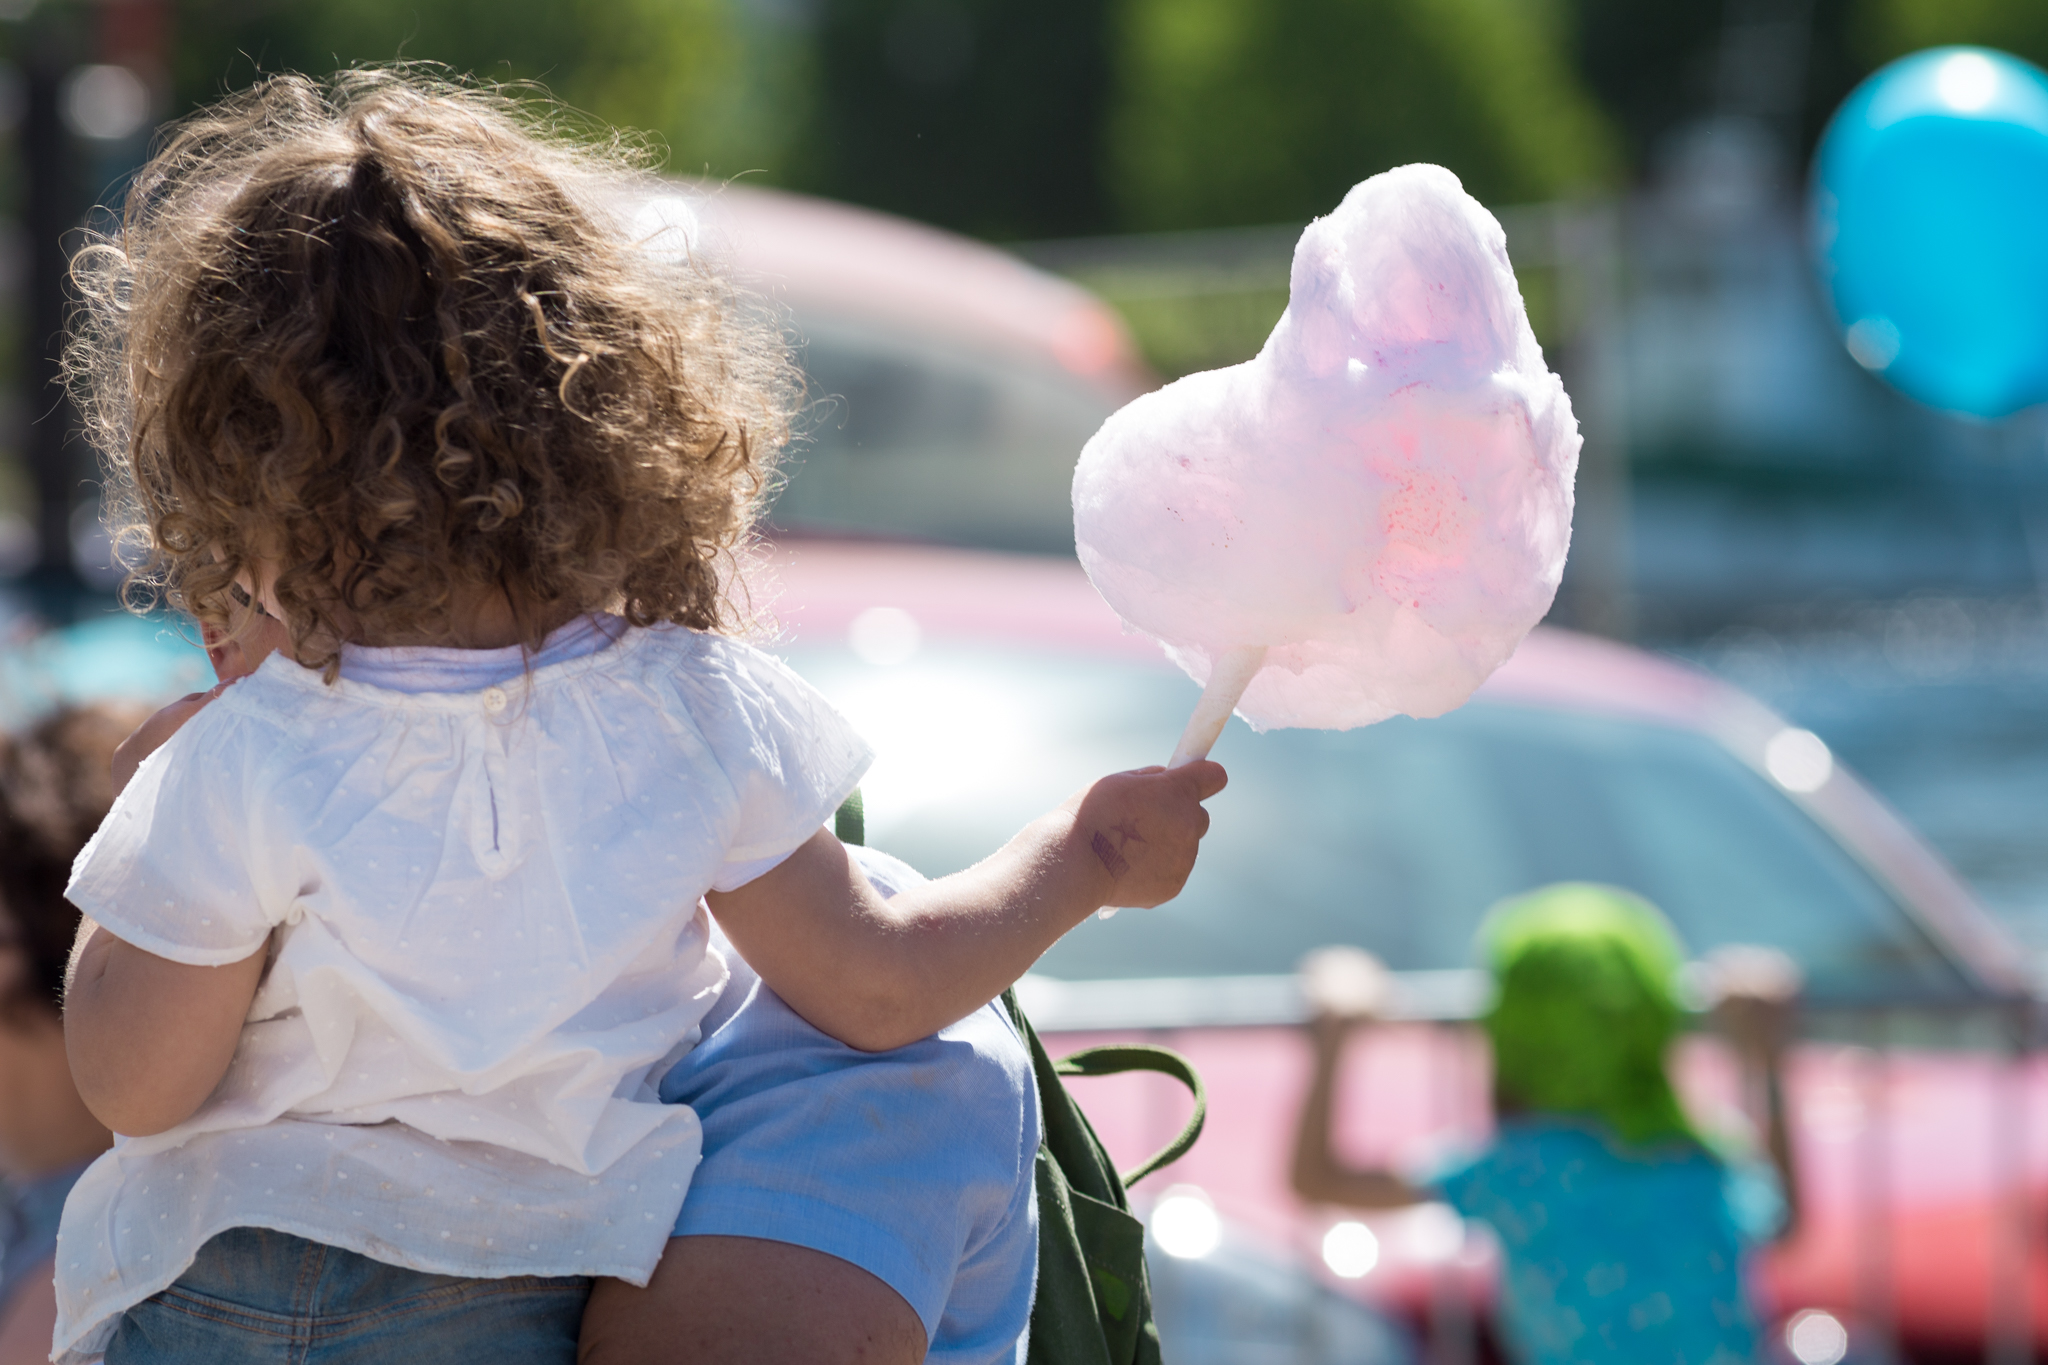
68, 69, 794, 673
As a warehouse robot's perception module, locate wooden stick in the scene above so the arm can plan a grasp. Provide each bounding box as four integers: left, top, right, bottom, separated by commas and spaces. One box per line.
1099, 644, 1266, 920
1168, 645, 1268, 768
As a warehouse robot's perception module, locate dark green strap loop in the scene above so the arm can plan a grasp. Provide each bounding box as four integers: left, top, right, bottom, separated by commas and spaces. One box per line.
835, 790, 865, 846
1054, 1045, 1207, 1188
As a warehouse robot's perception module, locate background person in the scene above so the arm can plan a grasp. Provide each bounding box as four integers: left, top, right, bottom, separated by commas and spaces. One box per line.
1290, 883, 1801, 1365
0, 704, 138, 1365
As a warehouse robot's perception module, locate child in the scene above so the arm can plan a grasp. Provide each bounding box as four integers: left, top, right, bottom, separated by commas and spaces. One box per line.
56, 70, 1225, 1364
1290, 884, 1800, 1365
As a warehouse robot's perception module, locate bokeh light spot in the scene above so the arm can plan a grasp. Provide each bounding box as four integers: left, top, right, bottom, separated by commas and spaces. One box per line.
1150, 1186, 1221, 1260
1321, 1221, 1379, 1278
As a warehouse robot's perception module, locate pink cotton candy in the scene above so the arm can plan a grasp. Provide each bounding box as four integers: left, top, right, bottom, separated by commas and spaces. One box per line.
1072, 164, 1579, 732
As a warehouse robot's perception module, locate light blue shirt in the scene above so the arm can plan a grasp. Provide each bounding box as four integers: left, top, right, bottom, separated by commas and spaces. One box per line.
661, 848, 1041, 1365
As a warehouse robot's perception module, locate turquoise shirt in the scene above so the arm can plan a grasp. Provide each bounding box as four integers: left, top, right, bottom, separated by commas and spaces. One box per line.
1431, 1118, 1782, 1365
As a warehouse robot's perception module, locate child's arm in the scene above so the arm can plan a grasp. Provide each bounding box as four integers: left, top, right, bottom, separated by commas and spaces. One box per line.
65, 923, 269, 1136
706, 761, 1225, 1053
70, 617, 287, 1137
1288, 947, 1428, 1209
1706, 946, 1804, 1241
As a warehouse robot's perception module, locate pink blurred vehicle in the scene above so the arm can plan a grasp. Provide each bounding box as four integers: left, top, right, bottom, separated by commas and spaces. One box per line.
701, 184, 2041, 1365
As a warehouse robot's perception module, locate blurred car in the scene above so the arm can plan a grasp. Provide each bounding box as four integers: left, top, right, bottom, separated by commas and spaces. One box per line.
758, 537, 2038, 1364
685, 182, 1152, 554
695, 181, 2047, 1364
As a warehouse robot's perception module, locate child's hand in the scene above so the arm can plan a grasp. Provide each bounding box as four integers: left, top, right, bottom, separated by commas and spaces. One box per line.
1703, 944, 1802, 1060
1298, 945, 1390, 1056
1300, 945, 1391, 1023
111, 614, 294, 794
1063, 760, 1227, 910
111, 683, 234, 795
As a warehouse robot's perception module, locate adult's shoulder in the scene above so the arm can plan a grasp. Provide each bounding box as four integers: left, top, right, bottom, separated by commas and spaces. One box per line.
849, 846, 1036, 1155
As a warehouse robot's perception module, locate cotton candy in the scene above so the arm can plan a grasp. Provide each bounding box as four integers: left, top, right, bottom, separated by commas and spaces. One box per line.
1072, 164, 1578, 732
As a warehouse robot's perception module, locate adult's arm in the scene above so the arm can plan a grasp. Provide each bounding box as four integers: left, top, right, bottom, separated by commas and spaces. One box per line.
578, 1236, 926, 1365
707, 761, 1225, 1053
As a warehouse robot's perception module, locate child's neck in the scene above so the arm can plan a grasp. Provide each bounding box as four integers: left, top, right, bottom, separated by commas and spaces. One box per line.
352, 591, 577, 652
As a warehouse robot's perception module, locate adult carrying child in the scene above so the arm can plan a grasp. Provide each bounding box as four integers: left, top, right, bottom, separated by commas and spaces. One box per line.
56, 70, 1225, 1365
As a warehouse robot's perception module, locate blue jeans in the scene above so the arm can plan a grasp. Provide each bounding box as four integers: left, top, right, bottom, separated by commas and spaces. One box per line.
103, 1227, 590, 1364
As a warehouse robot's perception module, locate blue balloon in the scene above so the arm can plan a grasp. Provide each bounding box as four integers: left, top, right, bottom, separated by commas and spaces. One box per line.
1812, 47, 2048, 418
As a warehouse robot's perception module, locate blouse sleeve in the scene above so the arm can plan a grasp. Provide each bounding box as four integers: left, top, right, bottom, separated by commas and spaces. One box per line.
688, 638, 874, 893
64, 697, 295, 965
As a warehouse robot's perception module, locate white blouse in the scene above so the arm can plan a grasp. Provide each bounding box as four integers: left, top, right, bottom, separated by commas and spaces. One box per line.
54, 624, 871, 1363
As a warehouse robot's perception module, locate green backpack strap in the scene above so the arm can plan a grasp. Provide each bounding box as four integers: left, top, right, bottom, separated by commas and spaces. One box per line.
1002, 989, 1205, 1365
1053, 1046, 1206, 1188
834, 790, 865, 846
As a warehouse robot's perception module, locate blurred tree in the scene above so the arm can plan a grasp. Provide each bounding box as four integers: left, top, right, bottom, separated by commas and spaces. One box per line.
1556, 0, 1881, 187
1798, 0, 1874, 158
158, 0, 2016, 240
1849, 0, 2048, 67
1556, 0, 2046, 188
789, 0, 1113, 240
168, 0, 800, 179
1107, 0, 1620, 229
1565, 0, 1725, 171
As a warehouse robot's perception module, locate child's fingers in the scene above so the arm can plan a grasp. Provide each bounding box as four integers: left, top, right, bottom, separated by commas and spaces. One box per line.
1170, 759, 1228, 801
1099, 762, 1226, 799
1113, 762, 1226, 800
109, 682, 242, 794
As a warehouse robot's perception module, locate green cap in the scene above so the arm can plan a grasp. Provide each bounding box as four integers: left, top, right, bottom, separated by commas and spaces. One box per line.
1479, 882, 1695, 1149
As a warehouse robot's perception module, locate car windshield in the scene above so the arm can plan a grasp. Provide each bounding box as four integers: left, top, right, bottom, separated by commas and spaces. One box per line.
768, 317, 1110, 554
778, 640, 1974, 1004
